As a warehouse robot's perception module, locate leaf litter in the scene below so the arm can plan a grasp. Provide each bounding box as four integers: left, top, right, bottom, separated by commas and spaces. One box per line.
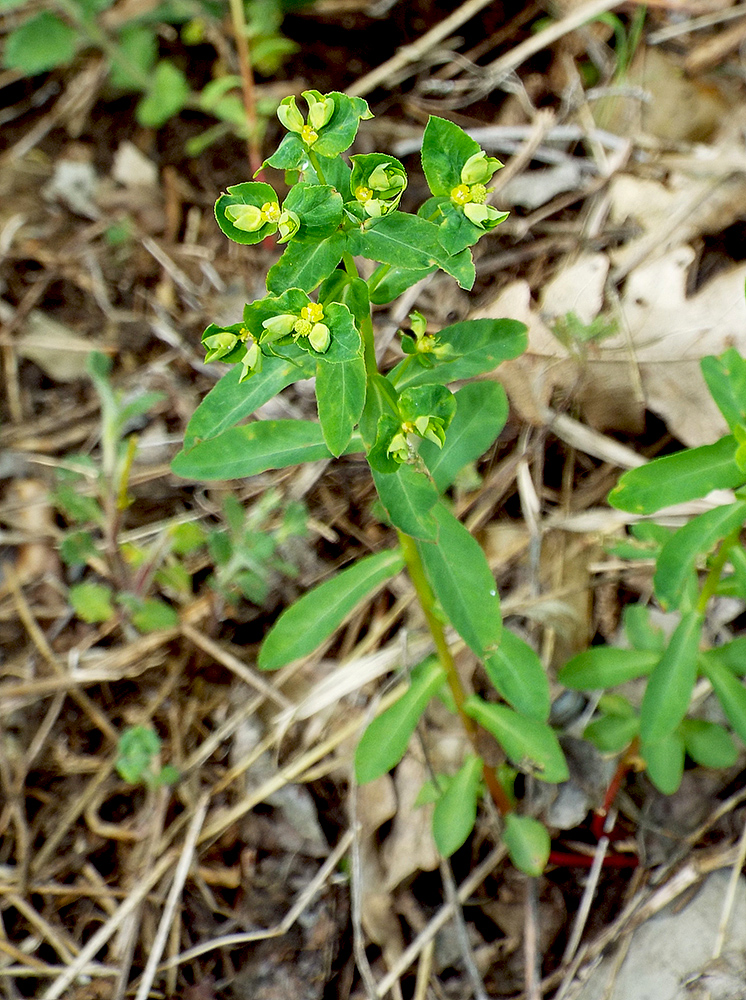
3, 1, 746, 998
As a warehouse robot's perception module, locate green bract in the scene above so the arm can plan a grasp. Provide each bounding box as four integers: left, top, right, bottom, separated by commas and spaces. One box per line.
215, 181, 282, 245
350, 153, 408, 219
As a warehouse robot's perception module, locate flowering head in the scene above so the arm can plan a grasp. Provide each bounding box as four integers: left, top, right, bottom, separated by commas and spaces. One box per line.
256, 296, 333, 356
277, 95, 305, 134
350, 154, 407, 218
277, 91, 339, 149
277, 209, 300, 243
216, 181, 288, 246
239, 333, 262, 382
305, 92, 335, 131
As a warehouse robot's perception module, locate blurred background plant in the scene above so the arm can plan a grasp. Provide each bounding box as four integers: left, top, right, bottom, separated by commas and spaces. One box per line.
55, 352, 308, 633
1, 0, 313, 157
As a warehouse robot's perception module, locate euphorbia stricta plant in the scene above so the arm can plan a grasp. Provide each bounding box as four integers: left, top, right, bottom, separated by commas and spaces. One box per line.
172, 91, 568, 874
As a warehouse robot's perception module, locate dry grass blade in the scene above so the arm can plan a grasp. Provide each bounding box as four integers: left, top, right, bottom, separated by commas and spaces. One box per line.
156, 827, 354, 970
374, 846, 506, 998
132, 793, 209, 1000
41, 846, 181, 999
347, 0, 498, 97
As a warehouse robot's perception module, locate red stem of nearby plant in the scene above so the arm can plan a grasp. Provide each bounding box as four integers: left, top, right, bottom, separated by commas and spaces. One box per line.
228, 0, 262, 176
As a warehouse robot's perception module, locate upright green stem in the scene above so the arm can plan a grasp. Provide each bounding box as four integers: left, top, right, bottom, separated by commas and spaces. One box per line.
361, 314, 377, 377
308, 149, 327, 185
397, 531, 512, 814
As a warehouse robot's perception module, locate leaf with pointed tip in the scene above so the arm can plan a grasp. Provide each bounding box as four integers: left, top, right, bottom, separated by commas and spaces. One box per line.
639, 611, 702, 744
609, 436, 742, 514
432, 756, 483, 857
316, 356, 366, 457
416, 504, 501, 657
420, 381, 508, 493
172, 419, 362, 480
259, 549, 404, 670
464, 696, 568, 783
355, 657, 446, 784
372, 465, 440, 541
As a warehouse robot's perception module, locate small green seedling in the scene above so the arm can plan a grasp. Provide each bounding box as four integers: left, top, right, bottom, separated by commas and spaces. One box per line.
57, 353, 307, 633
2, 0, 305, 151
116, 726, 179, 789
173, 93, 567, 875
560, 346, 746, 794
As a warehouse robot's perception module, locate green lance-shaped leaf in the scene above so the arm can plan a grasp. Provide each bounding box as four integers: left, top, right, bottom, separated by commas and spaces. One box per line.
700, 654, 746, 744
181, 354, 316, 451
349, 214, 475, 290
420, 381, 509, 493
641, 732, 685, 795
110, 24, 158, 89
316, 356, 366, 457
680, 719, 738, 769
701, 349, 746, 432
559, 647, 661, 690
654, 501, 746, 611
388, 318, 528, 390
464, 696, 569, 783
416, 503, 501, 657
609, 435, 743, 514
4, 12, 77, 74
355, 657, 447, 784
172, 419, 361, 480
372, 464, 440, 541
258, 548, 404, 670
432, 756, 483, 857
484, 630, 550, 722
137, 60, 191, 128
639, 610, 702, 744
266, 233, 348, 295
502, 814, 551, 878
623, 604, 667, 653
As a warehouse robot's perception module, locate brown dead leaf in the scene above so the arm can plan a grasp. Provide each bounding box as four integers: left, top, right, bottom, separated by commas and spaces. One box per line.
479, 244, 746, 446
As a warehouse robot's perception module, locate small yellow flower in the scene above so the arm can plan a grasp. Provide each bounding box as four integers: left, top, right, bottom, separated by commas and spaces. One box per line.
301, 124, 319, 145
450, 183, 472, 206
261, 202, 281, 223
301, 302, 324, 323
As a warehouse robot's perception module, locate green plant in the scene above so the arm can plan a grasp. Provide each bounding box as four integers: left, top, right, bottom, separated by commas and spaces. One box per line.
1, 0, 306, 154
57, 352, 307, 632
172, 93, 569, 875
559, 346, 746, 795
115, 725, 179, 788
